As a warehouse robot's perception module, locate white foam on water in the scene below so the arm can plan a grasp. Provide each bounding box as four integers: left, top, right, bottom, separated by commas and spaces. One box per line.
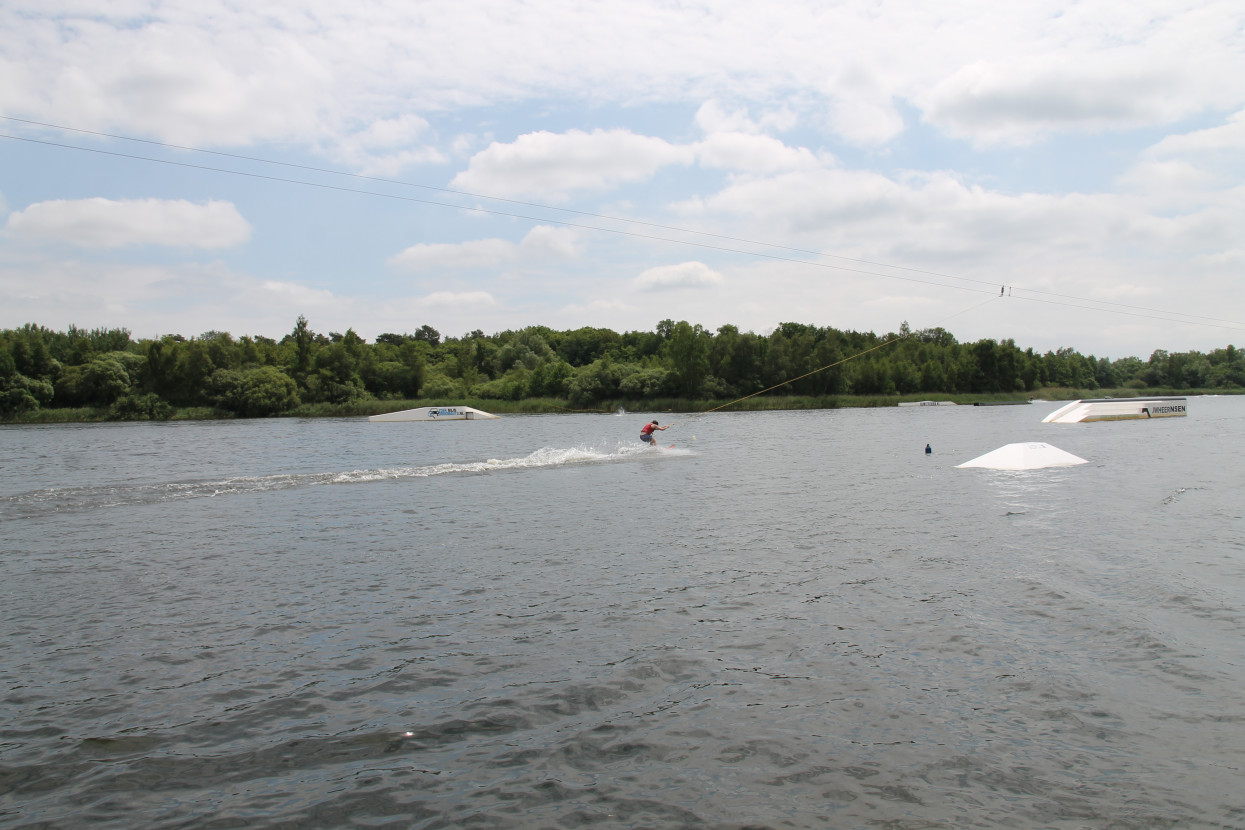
1, 443, 687, 518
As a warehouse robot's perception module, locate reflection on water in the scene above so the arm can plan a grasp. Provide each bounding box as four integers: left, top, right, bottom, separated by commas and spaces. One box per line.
1, 400, 1243, 828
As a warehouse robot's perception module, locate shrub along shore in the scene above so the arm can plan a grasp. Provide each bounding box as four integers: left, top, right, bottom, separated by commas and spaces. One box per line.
3, 316, 1242, 424
3, 388, 1234, 425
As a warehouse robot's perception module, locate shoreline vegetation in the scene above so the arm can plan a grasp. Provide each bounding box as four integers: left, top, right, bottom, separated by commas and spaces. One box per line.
3, 317, 1243, 425
3, 388, 1240, 425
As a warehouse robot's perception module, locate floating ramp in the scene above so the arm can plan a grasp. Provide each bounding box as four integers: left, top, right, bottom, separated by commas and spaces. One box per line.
1042, 397, 1187, 424
369, 406, 500, 422
957, 442, 1088, 471
898, 400, 957, 407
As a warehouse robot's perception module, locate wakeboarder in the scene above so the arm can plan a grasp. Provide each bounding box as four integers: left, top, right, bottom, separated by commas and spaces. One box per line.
640, 419, 669, 446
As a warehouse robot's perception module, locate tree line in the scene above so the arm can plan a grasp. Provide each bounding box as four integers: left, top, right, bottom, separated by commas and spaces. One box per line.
2, 317, 1243, 419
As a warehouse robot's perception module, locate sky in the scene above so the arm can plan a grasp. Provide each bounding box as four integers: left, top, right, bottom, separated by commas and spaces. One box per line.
1, 0, 1243, 359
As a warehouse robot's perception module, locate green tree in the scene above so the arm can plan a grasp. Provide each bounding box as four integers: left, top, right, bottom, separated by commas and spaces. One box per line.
144, 337, 176, 396
171, 339, 218, 405
1140, 350, 1169, 387
0, 373, 54, 414
1112, 355, 1145, 387
308, 340, 369, 403
288, 315, 314, 377
558, 327, 621, 366
851, 360, 893, 395
891, 359, 920, 394
919, 357, 949, 392
12, 325, 60, 379
413, 324, 441, 346
617, 365, 669, 398
56, 355, 135, 406
710, 324, 763, 395
528, 360, 574, 398
209, 366, 301, 416
567, 358, 620, 406
110, 393, 173, 420
762, 329, 796, 390
665, 321, 710, 397
1206, 345, 1245, 387
362, 339, 426, 399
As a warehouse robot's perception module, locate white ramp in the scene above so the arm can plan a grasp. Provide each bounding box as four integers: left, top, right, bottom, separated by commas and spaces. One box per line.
957, 442, 1087, 470
1042, 397, 1187, 423
369, 405, 500, 422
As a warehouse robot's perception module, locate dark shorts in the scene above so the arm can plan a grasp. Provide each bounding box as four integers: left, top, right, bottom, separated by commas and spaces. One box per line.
640, 433, 654, 443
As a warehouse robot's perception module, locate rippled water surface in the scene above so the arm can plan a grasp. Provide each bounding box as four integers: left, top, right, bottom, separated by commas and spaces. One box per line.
2, 399, 1244, 828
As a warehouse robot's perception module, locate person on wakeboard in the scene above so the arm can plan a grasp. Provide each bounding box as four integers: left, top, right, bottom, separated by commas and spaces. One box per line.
640, 419, 669, 446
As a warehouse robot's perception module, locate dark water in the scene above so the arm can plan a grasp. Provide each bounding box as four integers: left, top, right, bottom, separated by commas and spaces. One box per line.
2, 399, 1243, 829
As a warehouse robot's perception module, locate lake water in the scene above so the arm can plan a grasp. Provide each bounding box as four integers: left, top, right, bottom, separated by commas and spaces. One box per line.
2, 399, 1243, 829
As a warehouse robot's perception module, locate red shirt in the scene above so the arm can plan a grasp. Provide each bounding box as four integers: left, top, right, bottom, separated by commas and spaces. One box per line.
641, 423, 657, 435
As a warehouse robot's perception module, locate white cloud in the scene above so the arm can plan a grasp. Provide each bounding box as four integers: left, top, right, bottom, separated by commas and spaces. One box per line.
0, 260, 171, 310
635, 261, 724, 291
329, 114, 447, 175
4, 0, 1243, 155
349, 114, 431, 150
259, 280, 339, 308
922, 59, 1188, 144
451, 129, 695, 199
1115, 110, 1245, 211
1115, 160, 1218, 205
2, 1, 1243, 356
825, 63, 905, 146
695, 101, 801, 142
562, 298, 631, 314
682, 161, 1245, 313
387, 225, 578, 271
0, 258, 297, 338
695, 100, 763, 135
3, 198, 251, 248
696, 132, 821, 174
450, 122, 824, 198
388, 238, 515, 271
518, 225, 579, 259
451, 133, 480, 159
50, 22, 327, 146
907, 2, 1245, 145
421, 290, 495, 308
1135, 109, 1245, 194
1149, 109, 1245, 157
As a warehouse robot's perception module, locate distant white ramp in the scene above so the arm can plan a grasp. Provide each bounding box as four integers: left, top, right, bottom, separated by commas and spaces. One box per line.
956, 442, 1088, 470
1042, 397, 1187, 423
369, 406, 500, 422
